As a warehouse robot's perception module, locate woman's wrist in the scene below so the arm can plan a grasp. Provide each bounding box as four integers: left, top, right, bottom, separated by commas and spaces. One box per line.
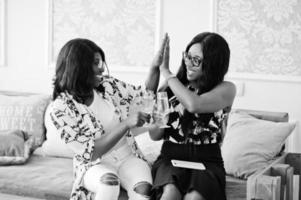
165, 74, 176, 83
162, 70, 176, 83
161, 69, 171, 77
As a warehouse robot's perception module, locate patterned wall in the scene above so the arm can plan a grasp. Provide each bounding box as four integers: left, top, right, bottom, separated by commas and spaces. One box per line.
216, 0, 301, 78
0, 0, 4, 66
51, 0, 157, 69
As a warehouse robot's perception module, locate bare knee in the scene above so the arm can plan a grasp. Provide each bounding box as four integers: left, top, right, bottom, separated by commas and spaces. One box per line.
161, 184, 181, 200
184, 190, 205, 200
100, 172, 120, 186
133, 181, 152, 196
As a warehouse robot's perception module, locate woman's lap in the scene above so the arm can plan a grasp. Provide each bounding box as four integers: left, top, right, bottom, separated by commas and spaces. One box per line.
84, 163, 119, 192
84, 155, 152, 194
152, 157, 226, 200
118, 155, 152, 191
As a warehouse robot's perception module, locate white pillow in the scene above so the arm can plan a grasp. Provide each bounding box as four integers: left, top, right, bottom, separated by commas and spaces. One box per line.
0, 129, 35, 165
221, 112, 295, 179
34, 103, 74, 158
134, 131, 163, 164
0, 93, 51, 149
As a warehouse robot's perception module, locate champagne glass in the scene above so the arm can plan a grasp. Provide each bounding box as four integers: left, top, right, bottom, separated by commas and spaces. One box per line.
142, 90, 155, 115
129, 91, 155, 128
141, 90, 155, 124
130, 91, 155, 135
129, 95, 142, 115
154, 92, 170, 127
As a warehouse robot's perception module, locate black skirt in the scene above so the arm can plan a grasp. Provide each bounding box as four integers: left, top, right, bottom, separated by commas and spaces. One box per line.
151, 141, 226, 200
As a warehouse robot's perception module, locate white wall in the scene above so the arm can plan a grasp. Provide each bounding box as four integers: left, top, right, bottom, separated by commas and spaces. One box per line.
112, 0, 212, 85
0, 0, 300, 152
0, 0, 53, 94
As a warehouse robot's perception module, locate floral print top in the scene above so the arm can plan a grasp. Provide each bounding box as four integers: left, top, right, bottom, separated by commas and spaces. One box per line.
49, 76, 147, 200
164, 86, 230, 145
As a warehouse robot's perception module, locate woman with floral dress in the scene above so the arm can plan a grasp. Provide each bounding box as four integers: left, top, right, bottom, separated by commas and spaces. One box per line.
49, 36, 167, 200
150, 32, 236, 200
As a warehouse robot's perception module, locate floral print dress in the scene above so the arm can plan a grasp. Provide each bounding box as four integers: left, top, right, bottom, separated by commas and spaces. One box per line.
49, 76, 147, 200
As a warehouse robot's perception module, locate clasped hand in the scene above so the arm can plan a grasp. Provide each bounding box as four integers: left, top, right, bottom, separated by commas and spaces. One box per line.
125, 111, 151, 129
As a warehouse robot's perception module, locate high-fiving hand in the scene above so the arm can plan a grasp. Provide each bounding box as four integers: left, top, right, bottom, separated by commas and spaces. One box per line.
151, 33, 169, 70
160, 33, 170, 74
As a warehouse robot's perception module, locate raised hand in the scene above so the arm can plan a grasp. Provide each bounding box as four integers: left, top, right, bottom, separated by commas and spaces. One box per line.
151, 33, 169, 69
160, 34, 170, 74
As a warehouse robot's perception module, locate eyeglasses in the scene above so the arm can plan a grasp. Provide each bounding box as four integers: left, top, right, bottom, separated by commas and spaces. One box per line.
183, 52, 203, 67
94, 60, 106, 69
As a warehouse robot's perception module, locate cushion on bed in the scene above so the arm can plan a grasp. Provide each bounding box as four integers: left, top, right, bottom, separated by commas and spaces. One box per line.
222, 112, 295, 179
0, 92, 51, 149
0, 129, 34, 165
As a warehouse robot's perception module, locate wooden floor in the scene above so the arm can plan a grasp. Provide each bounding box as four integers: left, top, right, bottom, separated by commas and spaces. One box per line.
0, 193, 45, 200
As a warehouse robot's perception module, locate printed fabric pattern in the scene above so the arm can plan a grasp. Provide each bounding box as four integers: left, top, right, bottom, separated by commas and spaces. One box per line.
49, 76, 146, 200
165, 87, 229, 145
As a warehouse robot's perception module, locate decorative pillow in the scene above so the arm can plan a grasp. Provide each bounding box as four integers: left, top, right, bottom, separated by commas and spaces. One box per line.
221, 112, 296, 179
0, 129, 34, 165
34, 103, 74, 158
134, 130, 163, 164
0, 93, 51, 149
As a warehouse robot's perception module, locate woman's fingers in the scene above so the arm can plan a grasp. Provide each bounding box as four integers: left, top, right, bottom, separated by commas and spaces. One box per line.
160, 35, 170, 72
128, 112, 151, 127
137, 112, 151, 126
151, 33, 169, 68
164, 36, 170, 59
158, 33, 168, 55
140, 112, 151, 123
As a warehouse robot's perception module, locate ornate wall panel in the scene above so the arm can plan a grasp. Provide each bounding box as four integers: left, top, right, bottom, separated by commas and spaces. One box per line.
49, 0, 158, 71
215, 0, 301, 81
